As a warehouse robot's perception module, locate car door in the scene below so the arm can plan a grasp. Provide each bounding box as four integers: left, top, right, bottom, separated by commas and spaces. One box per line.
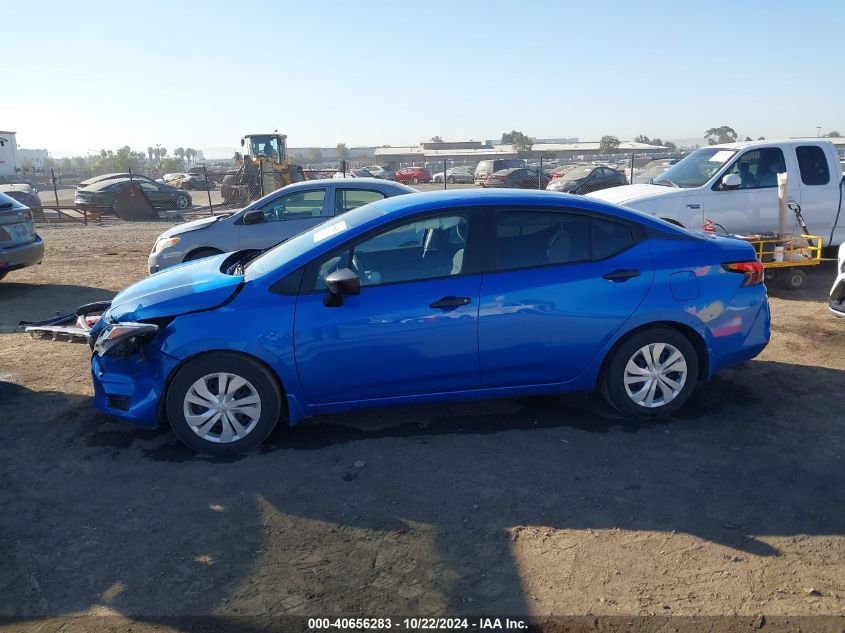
293, 210, 481, 404
332, 187, 387, 217
238, 188, 327, 250
478, 208, 654, 386
793, 144, 839, 242
138, 181, 167, 207
700, 147, 795, 234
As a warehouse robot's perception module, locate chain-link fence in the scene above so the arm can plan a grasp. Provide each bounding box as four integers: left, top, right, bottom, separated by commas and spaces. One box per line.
24, 148, 684, 224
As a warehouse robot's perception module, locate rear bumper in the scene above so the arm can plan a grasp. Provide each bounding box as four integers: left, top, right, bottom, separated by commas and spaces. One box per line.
91, 344, 180, 428
830, 278, 845, 317
0, 235, 44, 272
708, 297, 771, 375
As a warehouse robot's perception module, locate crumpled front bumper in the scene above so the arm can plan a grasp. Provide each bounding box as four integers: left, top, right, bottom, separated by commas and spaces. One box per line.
91, 343, 180, 428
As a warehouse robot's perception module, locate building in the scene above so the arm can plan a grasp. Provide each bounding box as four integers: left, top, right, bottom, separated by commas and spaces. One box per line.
373, 140, 669, 169
17, 148, 50, 171
0, 131, 18, 176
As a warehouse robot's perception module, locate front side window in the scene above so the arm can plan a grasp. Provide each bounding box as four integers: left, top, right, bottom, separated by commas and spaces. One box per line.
335, 189, 385, 215
256, 189, 325, 222
495, 210, 591, 270
796, 146, 830, 186
722, 148, 785, 189
312, 213, 470, 290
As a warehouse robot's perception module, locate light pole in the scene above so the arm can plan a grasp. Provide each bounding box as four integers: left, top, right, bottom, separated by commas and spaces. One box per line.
816, 126, 821, 138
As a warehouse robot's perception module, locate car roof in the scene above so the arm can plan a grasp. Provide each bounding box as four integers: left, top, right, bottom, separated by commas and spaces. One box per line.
369, 188, 681, 231
82, 177, 152, 191
278, 177, 417, 193
0, 183, 32, 192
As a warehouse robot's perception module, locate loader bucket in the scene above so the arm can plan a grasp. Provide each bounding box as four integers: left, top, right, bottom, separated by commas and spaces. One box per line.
113, 182, 158, 220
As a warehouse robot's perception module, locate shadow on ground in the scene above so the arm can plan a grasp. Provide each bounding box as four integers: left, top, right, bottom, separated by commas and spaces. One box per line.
1, 359, 844, 618
0, 283, 114, 333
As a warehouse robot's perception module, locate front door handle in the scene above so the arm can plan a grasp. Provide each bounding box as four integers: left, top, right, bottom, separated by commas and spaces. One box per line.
430, 296, 471, 309
602, 268, 640, 282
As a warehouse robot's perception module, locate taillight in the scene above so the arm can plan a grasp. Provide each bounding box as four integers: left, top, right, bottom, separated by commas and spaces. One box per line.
722, 261, 764, 286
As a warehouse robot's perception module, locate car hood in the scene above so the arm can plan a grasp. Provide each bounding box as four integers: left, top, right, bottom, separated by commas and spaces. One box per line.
586, 183, 677, 205
107, 254, 243, 322
158, 215, 226, 239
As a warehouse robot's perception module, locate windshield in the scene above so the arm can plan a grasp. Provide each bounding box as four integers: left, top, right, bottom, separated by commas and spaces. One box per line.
559, 166, 594, 180
653, 148, 736, 188
244, 203, 385, 279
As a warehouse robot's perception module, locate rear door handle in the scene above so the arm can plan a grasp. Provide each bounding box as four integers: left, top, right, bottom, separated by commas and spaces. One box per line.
602, 268, 640, 282
430, 296, 471, 309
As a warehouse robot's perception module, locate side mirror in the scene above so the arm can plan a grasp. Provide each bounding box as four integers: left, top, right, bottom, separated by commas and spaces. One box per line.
243, 209, 265, 225
721, 173, 742, 190
323, 268, 360, 307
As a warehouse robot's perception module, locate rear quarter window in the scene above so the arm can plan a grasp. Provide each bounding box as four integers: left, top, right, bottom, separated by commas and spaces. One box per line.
592, 218, 635, 260
796, 146, 830, 185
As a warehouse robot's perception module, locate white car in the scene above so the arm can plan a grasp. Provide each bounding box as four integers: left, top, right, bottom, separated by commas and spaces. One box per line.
830, 242, 845, 317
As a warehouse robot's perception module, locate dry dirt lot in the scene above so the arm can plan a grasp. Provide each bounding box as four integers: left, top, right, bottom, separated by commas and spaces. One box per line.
1, 222, 844, 629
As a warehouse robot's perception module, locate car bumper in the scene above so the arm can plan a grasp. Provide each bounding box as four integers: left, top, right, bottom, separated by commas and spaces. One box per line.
91, 343, 180, 428
147, 248, 187, 274
708, 297, 771, 376
830, 277, 845, 317
1, 235, 44, 272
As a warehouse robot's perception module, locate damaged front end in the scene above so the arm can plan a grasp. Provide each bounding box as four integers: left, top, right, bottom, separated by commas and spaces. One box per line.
22, 301, 113, 344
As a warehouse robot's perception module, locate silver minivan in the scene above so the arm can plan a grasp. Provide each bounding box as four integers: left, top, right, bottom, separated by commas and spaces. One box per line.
148, 178, 416, 274
0, 191, 44, 281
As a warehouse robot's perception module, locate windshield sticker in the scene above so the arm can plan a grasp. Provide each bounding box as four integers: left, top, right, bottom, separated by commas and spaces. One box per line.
313, 221, 347, 243
708, 150, 734, 163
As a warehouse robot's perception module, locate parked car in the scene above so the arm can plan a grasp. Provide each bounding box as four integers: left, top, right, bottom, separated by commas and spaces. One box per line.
0, 175, 38, 190
630, 159, 680, 185
363, 165, 396, 180
484, 167, 550, 189
546, 165, 627, 194
394, 166, 432, 184
0, 191, 44, 281
76, 173, 156, 191
431, 166, 475, 184
332, 168, 374, 179
588, 140, 845, 245
70, 189, 770, 454
0, 184, 42, 213
166, 172, 213, 190
830, 242, 845, 317
148, 178, 416, 273
75, 177, 192, 213
474, 159, 525, 185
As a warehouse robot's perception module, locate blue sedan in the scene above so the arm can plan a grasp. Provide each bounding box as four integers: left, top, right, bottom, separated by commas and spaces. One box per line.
83, 189, 770, 454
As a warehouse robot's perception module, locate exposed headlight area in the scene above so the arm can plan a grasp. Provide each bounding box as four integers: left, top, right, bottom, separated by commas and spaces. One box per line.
153, 236, 181, 253
92, 322, 159, 357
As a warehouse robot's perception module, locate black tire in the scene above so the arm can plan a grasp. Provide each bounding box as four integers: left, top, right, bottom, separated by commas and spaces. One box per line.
601, 327, 699, 418
183, 247, 223, 262
175, 194, 190, 210
447, 176, 455, 184
411, 176, 419, 184
782, 268, 806, 290
166, 352, 283, 455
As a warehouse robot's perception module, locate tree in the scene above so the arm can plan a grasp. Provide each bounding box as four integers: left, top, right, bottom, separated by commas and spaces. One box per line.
174, 147, 185, 163
147, 147, 154, 161
429, 136, 443, 143
758, 136, 766, 140
704, 126, 737, 145
511, 131, 533, 157
336, 143, 349, 161
185, 148, 196, 165
160, 157, 185, 173
599, 135, 620, 154
824, 131, 841, 138
501, 130, 525, 144
743, 136, 752, 142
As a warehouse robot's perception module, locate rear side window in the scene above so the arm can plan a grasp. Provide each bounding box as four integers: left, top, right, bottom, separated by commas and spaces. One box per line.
796, 146, 830, 185
335, 189, 385, 215
593, 218, 634, 260
495, 211, 591, 269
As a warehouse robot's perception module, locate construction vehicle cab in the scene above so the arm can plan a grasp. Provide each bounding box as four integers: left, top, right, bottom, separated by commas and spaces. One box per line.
242, 134, 287, 164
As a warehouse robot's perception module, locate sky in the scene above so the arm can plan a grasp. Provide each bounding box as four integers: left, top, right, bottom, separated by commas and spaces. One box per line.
4, 0, 844, 158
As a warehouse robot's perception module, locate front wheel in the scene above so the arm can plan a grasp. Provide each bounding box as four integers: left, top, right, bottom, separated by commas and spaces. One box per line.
601, 327, 698, 418
175, 195, 190, 210
447, 176, 455, 184
411, 176, 419, 184
165, 353, 282, 455
782, 268, 806, 290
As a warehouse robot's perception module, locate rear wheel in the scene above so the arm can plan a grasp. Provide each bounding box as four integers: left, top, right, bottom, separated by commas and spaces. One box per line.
412, 176, 419, 184
782, 268, 806, 290
165, 353, 282, 455
447, 176, 455, 184
184, 247, 222, 262
602, 327, 698, 418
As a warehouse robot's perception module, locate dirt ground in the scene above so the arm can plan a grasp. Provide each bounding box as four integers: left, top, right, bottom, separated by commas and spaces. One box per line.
1, 221, 844, 629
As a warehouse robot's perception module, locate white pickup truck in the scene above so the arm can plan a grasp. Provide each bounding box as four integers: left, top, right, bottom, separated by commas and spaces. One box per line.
588, 139, 845, 246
